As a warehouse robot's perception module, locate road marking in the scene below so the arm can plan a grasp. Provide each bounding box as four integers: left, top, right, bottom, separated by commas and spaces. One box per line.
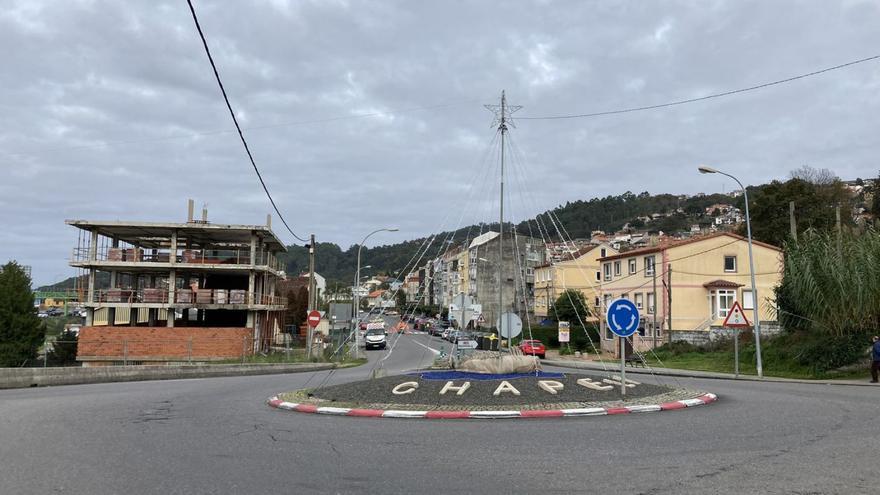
411, 338, 441, 355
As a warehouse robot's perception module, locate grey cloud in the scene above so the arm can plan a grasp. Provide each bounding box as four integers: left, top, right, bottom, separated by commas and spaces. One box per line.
1, 0, 879, 285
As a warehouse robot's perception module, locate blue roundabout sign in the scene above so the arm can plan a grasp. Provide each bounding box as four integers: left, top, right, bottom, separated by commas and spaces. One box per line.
605, 298, 640, 338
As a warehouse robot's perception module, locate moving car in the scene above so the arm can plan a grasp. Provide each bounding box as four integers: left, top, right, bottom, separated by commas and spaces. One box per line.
364, 327, 387, 350
518, 339, 546, 359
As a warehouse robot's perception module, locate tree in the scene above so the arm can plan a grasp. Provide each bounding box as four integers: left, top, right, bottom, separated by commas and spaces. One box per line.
745, 174, 852, 246
48, 328, 79, 366
395, 290, 406, 309
552, 289, 591, 325
284, 287, 309, 332
0, 262, 45, 367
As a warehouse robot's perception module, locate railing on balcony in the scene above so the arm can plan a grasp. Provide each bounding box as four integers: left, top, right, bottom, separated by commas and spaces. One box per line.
91, 288, 286, 306
72, 247, 285, 272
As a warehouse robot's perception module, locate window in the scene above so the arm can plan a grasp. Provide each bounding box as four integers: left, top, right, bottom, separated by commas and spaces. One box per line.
621, 293, 629, 300
628, 258, 637, 274
603, 263, 612, 281
742, 289, 754, 310
647, 293, 655, 314
595, 297, 600, 307
724, 255, 737, 272
600, 248, 607, 257
635, 293, 644, 309
710, 289, 736, 318
644, 256, 655, 276
596, 270, 601, 281
614, 261, 621, 276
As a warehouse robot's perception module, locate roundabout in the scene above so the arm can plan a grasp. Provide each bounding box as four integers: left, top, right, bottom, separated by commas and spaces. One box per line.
268, 369, 718, 419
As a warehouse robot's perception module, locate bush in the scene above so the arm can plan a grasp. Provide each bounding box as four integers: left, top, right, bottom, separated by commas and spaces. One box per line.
655, 341, 700, 356
48, 329, 79, 366
516, 324, 600, 353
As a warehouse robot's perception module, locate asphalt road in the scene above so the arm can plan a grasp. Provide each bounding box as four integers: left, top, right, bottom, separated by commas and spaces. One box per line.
1, 332, 876, 495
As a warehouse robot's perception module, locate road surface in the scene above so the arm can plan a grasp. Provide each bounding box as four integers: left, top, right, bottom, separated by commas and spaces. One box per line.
1, 332, 875, 494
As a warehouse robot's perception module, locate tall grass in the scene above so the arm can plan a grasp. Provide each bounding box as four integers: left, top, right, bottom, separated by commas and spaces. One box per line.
777, 228, 880, 337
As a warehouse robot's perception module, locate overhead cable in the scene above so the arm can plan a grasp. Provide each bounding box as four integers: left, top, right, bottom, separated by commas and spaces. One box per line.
186, 0, 308, 242
519, 54, 880, 120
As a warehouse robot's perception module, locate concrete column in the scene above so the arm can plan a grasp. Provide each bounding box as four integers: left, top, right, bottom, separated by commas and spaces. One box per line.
108, 237, 119, 326
87, 230, 98, 305
248, 233, 257, 305
167, 230, 177, 327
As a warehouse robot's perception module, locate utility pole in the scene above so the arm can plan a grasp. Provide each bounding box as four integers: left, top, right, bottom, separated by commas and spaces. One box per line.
666, 264, 672, 341
789, 201, 797, 241
306, 233, 316, 360
835, 204, 842, 257
652, 265, 658, 349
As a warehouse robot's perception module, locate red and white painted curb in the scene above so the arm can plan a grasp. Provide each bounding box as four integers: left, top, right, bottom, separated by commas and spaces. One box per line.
266, 393, 717, 419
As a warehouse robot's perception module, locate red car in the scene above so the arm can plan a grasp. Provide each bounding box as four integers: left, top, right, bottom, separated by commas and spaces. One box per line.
519, 339, 546, 359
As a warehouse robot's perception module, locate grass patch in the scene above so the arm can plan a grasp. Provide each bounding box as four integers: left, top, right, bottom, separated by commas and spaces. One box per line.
644, 333, 873, 380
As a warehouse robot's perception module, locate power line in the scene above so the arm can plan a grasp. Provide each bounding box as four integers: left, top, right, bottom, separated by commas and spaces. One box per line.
186, 0, 308, 242
519, 54, 880, 121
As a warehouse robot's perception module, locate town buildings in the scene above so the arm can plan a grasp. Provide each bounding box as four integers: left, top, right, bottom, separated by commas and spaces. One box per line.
67, 208, 287, 366
596, 232, 783, 355
533, 242, 618, 322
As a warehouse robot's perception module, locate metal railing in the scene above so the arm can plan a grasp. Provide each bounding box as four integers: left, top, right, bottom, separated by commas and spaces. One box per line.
71, 247, 285, 272
90, 288, 286, 306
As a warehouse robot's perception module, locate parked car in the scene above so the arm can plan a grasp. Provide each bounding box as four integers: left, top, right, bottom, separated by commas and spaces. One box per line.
518, 339, 546, 359
364, 328, 387, 350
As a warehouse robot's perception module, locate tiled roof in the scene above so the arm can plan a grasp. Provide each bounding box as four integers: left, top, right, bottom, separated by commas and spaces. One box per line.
597, 232, 781, 262
702, 279, 744, 288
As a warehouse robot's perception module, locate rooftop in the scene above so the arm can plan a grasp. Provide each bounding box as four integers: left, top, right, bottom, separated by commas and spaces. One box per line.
66, 219, 286, 252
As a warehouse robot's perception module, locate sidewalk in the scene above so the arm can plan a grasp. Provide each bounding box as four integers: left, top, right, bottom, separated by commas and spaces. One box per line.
543, 352, 876, 387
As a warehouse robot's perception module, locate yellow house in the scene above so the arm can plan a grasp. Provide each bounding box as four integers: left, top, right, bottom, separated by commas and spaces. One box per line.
597, 232, 782, 355
533, 243, 618, 321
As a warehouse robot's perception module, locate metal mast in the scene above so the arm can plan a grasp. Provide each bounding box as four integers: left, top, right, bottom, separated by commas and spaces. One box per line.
485, 91, 521, 351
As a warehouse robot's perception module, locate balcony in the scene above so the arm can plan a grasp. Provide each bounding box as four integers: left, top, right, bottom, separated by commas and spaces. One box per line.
88, 288, 286, 307
71, 246, 285, 272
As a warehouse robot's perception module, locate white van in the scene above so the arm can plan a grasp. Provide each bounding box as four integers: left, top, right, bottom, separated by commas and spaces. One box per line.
364, 327, 387, 350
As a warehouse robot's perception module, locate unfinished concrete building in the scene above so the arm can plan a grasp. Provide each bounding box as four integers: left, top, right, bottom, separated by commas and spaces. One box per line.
67, 204, 287, 366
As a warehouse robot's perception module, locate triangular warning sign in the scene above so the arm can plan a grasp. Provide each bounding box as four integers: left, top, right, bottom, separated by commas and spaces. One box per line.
722, 301, 751, 327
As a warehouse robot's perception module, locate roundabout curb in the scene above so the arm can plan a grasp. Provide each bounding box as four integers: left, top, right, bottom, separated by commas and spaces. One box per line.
266, 392, 717, 419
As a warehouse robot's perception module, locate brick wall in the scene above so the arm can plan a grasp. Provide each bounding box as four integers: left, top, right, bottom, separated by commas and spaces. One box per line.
77, 327, 255, 362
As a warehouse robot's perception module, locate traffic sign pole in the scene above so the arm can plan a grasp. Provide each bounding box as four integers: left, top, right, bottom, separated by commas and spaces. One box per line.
734, 329, 739, 377
605, 298, 640, 398
620, 337, 626, 396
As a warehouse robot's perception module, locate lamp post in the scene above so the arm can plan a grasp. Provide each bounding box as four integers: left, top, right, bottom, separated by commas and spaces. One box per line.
352, 228, 398, 357
698, 165, 763, 377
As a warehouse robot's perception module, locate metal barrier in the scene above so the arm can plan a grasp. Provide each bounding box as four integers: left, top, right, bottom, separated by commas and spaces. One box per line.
90, 289, 286, 306
71, 247, 285, 271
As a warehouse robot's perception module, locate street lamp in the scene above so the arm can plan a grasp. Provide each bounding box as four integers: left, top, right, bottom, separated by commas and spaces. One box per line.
352, 228, 398, 356
698, 165, 764, 377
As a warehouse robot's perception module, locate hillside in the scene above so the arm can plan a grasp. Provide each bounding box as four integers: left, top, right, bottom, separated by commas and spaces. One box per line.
41, 170, 871, 290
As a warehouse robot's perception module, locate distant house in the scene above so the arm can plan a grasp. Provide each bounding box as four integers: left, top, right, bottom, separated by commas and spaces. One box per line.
366, 289, 387, 308
598, 232, 783, 356
533, 242, 618, 322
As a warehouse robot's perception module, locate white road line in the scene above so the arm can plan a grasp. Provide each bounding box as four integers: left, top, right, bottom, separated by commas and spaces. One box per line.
411, 338, 441, 355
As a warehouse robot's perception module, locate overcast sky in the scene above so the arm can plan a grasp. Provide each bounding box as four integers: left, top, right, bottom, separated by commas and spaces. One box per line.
2, 0, 879, 286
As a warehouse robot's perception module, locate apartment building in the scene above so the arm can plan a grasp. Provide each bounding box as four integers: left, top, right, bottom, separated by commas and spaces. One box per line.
597, 232, 782, 355
67, 208, 286, 365
533, 242, 617, 321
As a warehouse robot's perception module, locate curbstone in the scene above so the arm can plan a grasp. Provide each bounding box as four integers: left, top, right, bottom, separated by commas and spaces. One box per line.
266, 392, 718, 420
